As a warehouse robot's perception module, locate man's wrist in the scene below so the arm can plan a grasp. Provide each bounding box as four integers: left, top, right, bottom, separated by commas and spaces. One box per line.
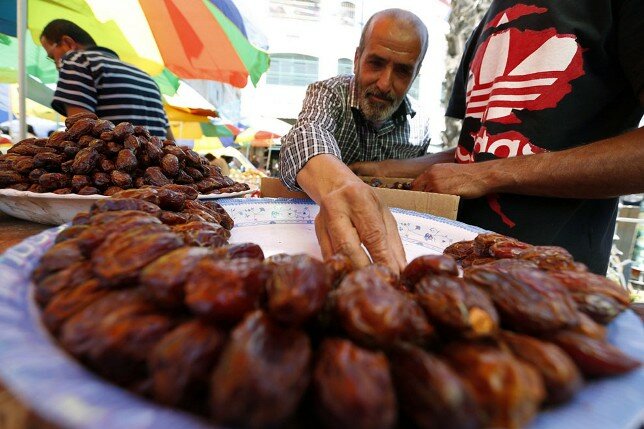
297, 154, 362, 202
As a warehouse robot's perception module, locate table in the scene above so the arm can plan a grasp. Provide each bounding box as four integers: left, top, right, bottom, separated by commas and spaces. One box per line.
0, 212, 50, 250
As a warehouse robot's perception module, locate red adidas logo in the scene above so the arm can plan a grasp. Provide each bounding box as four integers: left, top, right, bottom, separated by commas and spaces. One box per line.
465, 27, 584, 124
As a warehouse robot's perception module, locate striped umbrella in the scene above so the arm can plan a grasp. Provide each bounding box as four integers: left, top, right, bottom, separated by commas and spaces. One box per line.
1, 0, 270, 94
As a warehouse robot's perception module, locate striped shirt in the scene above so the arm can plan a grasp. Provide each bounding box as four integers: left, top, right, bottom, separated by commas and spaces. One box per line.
52, 47, 169, 138
280, 75, 432, 190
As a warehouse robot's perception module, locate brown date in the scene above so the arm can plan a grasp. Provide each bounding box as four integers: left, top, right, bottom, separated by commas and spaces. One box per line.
140, 246, 213, 308
548, 330, 641, 377
389, 343, 480, 429
38, 173, 69, 191
0, 171, 26, 187
156, 187, 186, 211
325, 253, 354, 288
161, 183, 199, 200
71, 173, 92, 190
64, 111, 97, 128
160, 153, 180, 177
115, 149, 138, 172
72, 147, 100, 175
43, 279, 110, 334
110, 170, 133, 188
499, 330, 582, 404
185, 258, 269, 323
38, 240, 84, 275
67, 117, 96, 140
60, 289, 175, 383
112, 122, 135, 141
78, 186, 100, 195
266, 254, 332, 325
92, 119, 115, 136
415, 275, 499, 339
149, 320, 227, 408
92, 171, 111, 188
400, 254, 459, 290
144, 166, 171, 187
489, 239, 533, 258
92, 229, 183, 286
34, 260, 94, 306
464, 265, 579, 334
472, 233, 508, 256
313, 337, 396, 429
549, 270, 630, 324
210, 311, 311, 429
109, 188, 161, 205
517, 245, 583, 271
12, 157, 35, 175
133, 125, 151, 139
443, 342, 545, 429
33, 152, 65, 169
333, 265, 434, 348
44, 130, 69, 149
90, 198, 162, 217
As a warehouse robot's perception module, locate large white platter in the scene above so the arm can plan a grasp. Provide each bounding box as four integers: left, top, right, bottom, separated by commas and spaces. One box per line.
0, 187, 256, 225
0, 198, 641, 429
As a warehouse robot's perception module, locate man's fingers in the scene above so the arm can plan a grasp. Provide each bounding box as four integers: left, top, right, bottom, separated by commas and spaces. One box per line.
383, 209, 407, 272
314, 215, 334, 260
351, 195, 404, 274
325, 212, 372, 269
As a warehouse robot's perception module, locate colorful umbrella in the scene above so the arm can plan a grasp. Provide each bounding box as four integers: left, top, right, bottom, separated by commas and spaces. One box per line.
2, 0, 270, 92
235, 117, 292, 145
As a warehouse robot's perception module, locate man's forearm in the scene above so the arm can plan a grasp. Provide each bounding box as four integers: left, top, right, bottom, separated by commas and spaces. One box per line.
296, 154, 362, 202
486, 127, 644, 198
383, 148, 456, 177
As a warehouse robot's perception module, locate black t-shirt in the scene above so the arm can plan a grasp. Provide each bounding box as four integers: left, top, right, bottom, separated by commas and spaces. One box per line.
447, 0, 644, 274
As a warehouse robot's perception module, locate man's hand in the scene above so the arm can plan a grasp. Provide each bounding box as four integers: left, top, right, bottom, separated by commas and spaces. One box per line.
411, 162, 491, 198
296, 155, 406, 274
350, 149, 458, 179
315, 181, 406, 273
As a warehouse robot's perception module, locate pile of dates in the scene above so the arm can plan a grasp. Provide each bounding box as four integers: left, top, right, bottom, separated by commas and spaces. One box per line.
368, 177, 412, 190
0, 112, 248, 195
34, 197, 640, 429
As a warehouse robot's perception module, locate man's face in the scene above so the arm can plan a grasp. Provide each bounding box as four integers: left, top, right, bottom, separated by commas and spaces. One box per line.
40, 36, 73, 70
354, 18, 423, 124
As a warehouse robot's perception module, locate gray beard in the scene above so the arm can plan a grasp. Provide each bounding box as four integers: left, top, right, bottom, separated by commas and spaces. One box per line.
358, 90, 403, 124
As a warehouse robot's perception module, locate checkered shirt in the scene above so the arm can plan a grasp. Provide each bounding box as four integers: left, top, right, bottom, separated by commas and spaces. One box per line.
279, 75, 432, 190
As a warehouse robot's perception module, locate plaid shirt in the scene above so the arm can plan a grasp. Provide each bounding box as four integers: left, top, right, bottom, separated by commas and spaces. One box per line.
280, 75, 432, 190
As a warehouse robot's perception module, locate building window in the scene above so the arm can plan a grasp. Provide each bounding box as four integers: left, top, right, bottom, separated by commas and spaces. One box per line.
266, 54, 319, 86
337, 58, 353, 75
269, 0, 321, 21
340, 1, 355, 25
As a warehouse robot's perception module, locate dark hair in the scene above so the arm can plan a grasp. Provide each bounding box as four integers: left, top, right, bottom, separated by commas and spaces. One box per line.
40, 19, 96, 47
358, 9, 429, 64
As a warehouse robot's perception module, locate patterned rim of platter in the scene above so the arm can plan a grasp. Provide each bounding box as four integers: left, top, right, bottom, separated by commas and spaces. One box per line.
0, 198, 641, 429
0, 187, 257, 225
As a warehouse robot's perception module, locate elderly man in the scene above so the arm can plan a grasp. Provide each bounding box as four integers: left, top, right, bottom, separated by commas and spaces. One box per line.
280, 8, 431, 273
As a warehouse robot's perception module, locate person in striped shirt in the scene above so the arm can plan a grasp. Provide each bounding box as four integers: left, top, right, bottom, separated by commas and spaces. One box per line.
280, 9, 436, 274
40, 19, 173, 140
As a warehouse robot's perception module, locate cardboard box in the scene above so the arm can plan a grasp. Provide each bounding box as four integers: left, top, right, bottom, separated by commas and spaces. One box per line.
260, 177, 460, 220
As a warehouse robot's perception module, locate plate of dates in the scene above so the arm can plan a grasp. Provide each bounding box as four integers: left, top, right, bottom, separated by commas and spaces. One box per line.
0, 186, 256, 225
0, 198, 641, 429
